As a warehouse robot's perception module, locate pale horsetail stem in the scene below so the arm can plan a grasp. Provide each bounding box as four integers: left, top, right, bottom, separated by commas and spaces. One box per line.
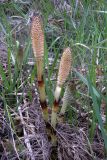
59, 81, 76, 123
51, 47, 72, 128
31, 14, 48, 121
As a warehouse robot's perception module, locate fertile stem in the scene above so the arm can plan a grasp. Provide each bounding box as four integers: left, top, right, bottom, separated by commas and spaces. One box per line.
51, 47, 72, 128
31, 14, 48, 121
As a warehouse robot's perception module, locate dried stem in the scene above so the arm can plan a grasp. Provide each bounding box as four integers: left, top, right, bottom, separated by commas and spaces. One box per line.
18, 106, 35, 160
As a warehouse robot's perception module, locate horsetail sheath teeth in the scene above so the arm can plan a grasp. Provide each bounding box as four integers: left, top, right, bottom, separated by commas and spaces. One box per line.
31, 14, 48, 121
51, 47, 72, 128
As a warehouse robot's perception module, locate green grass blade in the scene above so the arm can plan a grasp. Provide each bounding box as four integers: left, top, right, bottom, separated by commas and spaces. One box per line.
74, 69, 100, 99
0, 64, 10, 91
87, 77, 107, 152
